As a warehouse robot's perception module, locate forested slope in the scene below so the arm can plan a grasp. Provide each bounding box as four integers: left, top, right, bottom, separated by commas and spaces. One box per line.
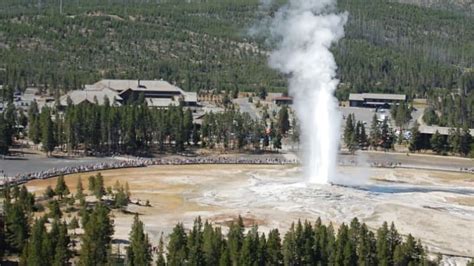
0, 0, 472, 103
394, 0, 474, 13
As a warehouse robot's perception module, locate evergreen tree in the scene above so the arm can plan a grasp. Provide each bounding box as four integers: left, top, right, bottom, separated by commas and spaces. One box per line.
357, 121, 368, 149
380, 118, 394, 151
184, 109, 194, 145
5, 202, 29, 253
344, 114, 356, 149
460, 126, 473, 157
278, 106, 290, 135
48, 200, 62, 219
282, 222, 300, 265
94, 173, 106, 200
266, 229, 283, 265
156, 234, 167, 266
127, 214, 152, 266
202, 221, 223, 265
448, 127, 462, 154
28, 100, 41, 144
52, 221, 72, 266
219, 241, 231, 266
369, 114, 381, 149
22, 217, 51, 266
76, 177, 85, 200
187, 217, 205, 266
40, 107, 57, 156
54, 175, 69, 200
69, 216, 80, 232
227, 216, 244, 266
79, 203, 114, 266
0, 115, 12, 155
273, 133, 282, 150
376, 222, 390, 266
240, 226, 259, 265
88, 175, 96, 194
430, 130, 445, 154
409, 122, 422, 152
167, 223, 188, 266
44, 185, 55, 199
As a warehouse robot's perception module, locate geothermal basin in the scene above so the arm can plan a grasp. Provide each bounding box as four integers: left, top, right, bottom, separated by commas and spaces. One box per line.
25, 164, 474, 263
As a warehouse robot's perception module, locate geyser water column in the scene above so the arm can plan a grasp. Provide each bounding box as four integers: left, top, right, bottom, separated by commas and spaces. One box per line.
268, 0, 348, 184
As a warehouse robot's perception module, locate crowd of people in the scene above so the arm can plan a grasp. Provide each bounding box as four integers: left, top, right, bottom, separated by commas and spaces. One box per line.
370, 161, 403, 168
2, 156, 299, 185
2, 156, 471, 186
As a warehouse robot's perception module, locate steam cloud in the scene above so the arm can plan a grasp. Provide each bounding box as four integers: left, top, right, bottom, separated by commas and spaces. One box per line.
265, 0, 348, 184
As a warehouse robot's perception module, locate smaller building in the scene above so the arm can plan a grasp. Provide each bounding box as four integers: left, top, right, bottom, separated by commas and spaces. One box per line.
13, 87, 41, 110
272, 96, 293, 106
349, 93, 406, 108
59, 87, 122, 107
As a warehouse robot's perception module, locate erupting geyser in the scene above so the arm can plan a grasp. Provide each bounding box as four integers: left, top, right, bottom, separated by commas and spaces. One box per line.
267, 0, 348, 184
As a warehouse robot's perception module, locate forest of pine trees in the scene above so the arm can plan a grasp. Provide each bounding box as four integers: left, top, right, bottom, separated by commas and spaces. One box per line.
0, 0, 472, 102
11, 96, 289, 155
343, 112, 473, 157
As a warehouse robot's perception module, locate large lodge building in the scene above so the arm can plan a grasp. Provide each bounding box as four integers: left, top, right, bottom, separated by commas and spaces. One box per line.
60, 79, 198, 108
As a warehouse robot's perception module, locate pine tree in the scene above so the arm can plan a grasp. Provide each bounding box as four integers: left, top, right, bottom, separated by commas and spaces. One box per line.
460, 126, 473, 157
430, 130, 445, 154
40, 107, 57, 156
0, 115, 11, 155
167, 223, 188, 266
358, 121, 368, 149
55, 175, 69, 200
184, 109, 194, 145
88, 175, 96, 194
448, 127, 462, 154
409, 122, 422, 152
127, 214, 152, 266
28, 100, 41, 144
52, 221, 72, 266
76, 177, 85, 200
278, 106, 290, 135
344, 114, 355, 151
94, 173, 105, 200
156, 234, 166, 266
266, 229, 283, 265
240, 226, 259, 265
227, 216, 244, 266
202, 221, 223, 265
273, 133, 282, 150
44, 185, 55, 199
187, 217, 205, 266
376, 222, 390, 266
380, 118, 394, 151
282, 223, 298, 265
69, 216, 80, 232
48, 199, 62, 219
219, 241, 231, 266
79, 203, 114, 266
5, 202, 29, 253
369, 114, 381, 149
22, 217, 50, 265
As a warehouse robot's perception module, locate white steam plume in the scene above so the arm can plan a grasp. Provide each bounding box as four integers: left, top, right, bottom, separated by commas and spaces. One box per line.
267, 0, 348, 184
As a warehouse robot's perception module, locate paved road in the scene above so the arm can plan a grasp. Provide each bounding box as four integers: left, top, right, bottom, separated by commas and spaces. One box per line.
0, 153, 119, 177
233, 98, 261, 120
341, 151, 473, 171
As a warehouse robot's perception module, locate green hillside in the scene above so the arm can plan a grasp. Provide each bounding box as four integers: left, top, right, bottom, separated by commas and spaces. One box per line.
0, 0, 472, 108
